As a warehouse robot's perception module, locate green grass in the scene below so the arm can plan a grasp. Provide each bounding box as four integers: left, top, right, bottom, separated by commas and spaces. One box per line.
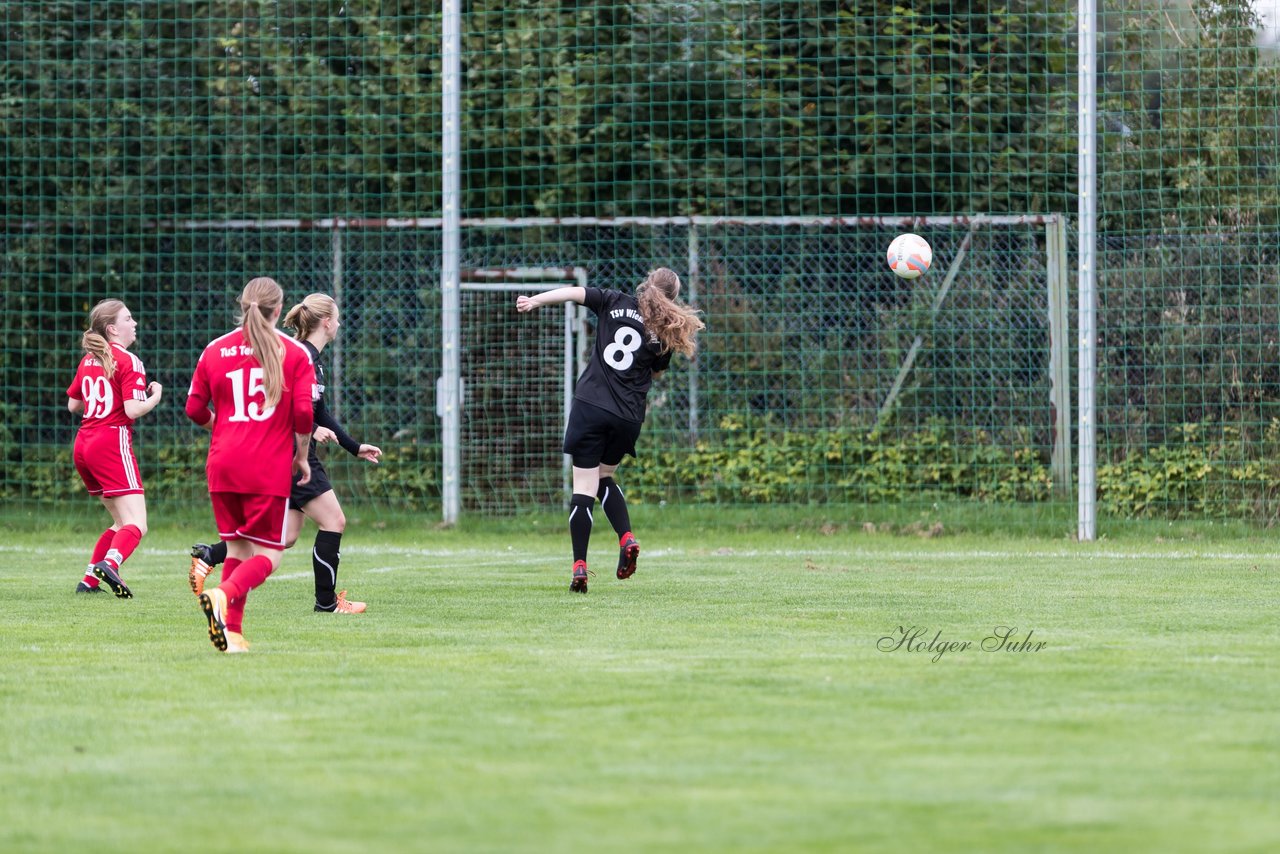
2, 512, 1278, 853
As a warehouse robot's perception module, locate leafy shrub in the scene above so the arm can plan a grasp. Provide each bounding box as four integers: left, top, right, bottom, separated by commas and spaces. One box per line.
1097, 422, 1280, 519
628, 415, 1054, 505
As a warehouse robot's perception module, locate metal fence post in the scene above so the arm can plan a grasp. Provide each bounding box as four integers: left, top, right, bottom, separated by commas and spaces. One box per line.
439, 0, 462, 525
1077, 0, 1098, 541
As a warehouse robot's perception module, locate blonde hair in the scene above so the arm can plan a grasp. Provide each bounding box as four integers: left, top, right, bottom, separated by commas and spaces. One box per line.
236, 277, 285, 407
283, 293, 337, 341
81, 299, 128, 379
636, 268, 704, 358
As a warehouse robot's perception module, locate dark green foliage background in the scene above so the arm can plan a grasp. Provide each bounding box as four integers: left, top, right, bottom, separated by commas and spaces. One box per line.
5, 1, 1280, 522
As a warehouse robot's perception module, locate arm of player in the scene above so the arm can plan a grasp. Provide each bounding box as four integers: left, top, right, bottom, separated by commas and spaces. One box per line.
184, 393, 213, 430
293, 431, 312, 485
515, 286, 586, 313
68, 397, 84, 415
313, 396, 362, 455
186, 358, 214, 430
291, 355, 316, 484
124, 382, 163, 420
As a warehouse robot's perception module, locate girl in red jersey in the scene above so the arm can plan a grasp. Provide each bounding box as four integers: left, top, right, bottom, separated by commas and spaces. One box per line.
188, 293, 381, 615
185, 277, 316, 653
67, 299, 164, 597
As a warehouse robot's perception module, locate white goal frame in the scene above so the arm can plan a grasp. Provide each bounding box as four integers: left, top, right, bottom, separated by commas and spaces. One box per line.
454, 267, 588, 518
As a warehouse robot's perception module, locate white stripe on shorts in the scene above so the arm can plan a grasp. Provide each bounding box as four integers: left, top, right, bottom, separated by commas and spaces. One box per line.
118, 427, 140, 490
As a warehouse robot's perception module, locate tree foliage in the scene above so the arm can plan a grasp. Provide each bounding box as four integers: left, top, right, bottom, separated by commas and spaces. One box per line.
5, 1, 1276, 227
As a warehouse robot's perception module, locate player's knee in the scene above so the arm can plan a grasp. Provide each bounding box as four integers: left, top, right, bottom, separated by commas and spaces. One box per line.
331, 511, 347, 533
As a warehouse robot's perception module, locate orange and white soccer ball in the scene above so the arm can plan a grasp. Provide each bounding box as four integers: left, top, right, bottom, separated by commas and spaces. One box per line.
886, 233, 932, 279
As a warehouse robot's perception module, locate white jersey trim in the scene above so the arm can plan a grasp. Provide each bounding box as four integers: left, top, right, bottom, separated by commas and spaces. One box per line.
110, 343, 145, 375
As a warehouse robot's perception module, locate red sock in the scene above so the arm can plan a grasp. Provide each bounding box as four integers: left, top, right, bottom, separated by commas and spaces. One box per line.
221, 555, 274, 602
104, 524, 143, 571
82, 528, 115, 585
91, 528, 115, 563
221, 557, 244, 633
226, 590, 248, 634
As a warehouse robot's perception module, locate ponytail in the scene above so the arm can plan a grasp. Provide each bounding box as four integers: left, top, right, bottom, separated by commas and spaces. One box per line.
283, 293, 338, 341
636, 268, 704, 358
82, 299, 128, 379
80, 331, 115, 379
237, 277, 285, 407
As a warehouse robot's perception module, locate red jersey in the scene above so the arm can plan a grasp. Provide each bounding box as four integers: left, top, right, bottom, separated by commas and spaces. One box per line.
66, 343, 148, 433
186, 328, 316, 497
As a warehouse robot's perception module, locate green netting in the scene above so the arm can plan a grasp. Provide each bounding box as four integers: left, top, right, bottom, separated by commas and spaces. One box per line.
4, 2, 1280, 529
1094, 1, 1280, 523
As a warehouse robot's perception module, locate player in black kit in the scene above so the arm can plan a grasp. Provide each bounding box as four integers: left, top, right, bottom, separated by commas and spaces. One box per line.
516, 268, 704, 593
188, 293, 382, 614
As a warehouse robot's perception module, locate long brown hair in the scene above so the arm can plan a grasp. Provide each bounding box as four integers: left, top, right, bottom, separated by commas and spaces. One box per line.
236, 277, 285, 407
81, 299, 128, 379
283, 293, 337, 341
636, 268, 704, 357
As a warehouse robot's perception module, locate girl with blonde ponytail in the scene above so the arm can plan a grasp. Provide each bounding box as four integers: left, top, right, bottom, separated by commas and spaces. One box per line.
189, 292, 382, 615
184, 277, 318, 653
66, 299, 163, 597
79, 300, 122, 380
237, 276, 286, 408
515, 267, 704, 593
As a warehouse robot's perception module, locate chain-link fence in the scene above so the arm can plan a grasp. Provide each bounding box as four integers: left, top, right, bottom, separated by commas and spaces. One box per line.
7, 2, 1280, 531
4, 216, 1067, 521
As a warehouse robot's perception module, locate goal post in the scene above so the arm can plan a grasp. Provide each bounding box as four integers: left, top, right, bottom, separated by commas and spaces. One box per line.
451, 268, 588, 520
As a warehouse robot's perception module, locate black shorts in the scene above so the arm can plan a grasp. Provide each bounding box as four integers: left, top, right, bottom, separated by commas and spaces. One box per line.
290, 455, 334, 510
563, 400, 643, 468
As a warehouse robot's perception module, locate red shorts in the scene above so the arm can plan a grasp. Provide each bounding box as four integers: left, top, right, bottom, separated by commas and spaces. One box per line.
73, 426, 144, 497
210, 492, 289, 548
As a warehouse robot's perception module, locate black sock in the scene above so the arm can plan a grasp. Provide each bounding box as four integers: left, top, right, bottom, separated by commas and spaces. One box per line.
569, 494, 594, 564
313, 530, 342, 611
596, 477, 632, 539
208, 540, 228, 566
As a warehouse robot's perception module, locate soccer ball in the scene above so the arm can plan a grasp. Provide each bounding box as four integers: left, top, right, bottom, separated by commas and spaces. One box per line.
886, 233, 932, 279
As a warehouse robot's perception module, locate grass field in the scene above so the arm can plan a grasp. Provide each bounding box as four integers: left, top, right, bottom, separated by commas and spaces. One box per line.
2, 507, 1278, 853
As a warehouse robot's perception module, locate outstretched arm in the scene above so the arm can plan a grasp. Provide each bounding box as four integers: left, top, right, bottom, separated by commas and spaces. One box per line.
515, 286, 586, 313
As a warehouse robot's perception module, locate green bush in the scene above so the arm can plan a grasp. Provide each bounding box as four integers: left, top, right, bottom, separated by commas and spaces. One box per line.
629, 416, 1054, 505
19, 418, 1280, 522
1097, 422, 1280, 519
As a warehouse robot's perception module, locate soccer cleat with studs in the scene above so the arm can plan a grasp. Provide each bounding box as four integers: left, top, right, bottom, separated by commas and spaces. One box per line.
75, 580, 105, 594
617, 532, 640, 580
199, 587, 229, 652
569, 560, 593, 594
333, 590, 366, 614
189, 543, 215, 596
91, 560, 132, 599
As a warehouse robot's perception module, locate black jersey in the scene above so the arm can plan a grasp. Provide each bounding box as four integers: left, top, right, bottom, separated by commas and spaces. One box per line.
302, 340, 360, 459
573, 287, 672, 423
